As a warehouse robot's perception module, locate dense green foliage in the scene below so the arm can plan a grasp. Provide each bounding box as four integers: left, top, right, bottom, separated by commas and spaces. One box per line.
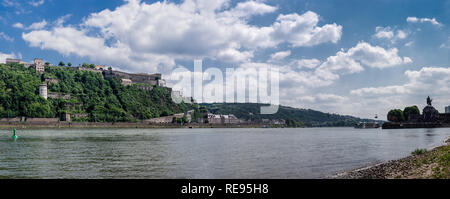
387, 109, 405, 122
403, 105, 420, 121
202, 103, 379, 127
0, 63, 194, 122
0, 63, 54, 118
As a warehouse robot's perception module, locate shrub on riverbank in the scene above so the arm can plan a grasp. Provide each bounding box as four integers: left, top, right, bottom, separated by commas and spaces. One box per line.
411, 148, 427, 155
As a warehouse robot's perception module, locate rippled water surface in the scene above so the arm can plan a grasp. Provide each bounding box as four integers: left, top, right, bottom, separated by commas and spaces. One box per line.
0, 127, 449, 179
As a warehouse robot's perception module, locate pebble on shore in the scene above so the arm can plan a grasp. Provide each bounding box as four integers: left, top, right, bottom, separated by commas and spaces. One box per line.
332, 138, 450, 179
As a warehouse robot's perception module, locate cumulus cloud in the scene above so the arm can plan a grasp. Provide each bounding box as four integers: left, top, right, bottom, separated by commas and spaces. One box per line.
351, 67, 450, 96
14, 20, 47, 30
373, 26, 408, 43
22, 0, 343, 72
28, 20, 47, 30
407, 17, 443, 27
295, 58, 321, 69
315, 42, 412, 83
270, 50, 291, 61
271, 12, 342, 47
374, 27, 394, 39
12, 22, 24, 29
220, 0, 277, 19
271, 41, 412, 89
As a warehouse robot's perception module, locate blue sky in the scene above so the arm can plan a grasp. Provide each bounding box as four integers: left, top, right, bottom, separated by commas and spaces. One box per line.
0, 0, 449, 119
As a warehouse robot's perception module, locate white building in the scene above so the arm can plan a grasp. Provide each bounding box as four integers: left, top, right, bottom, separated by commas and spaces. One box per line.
157, 79, 166, 87
120, 78, 133, 86
39, 84, 48, 99
34, 58, 45, 73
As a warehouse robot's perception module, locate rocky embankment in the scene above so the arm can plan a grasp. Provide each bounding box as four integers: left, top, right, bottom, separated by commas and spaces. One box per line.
333, 138, 450, 179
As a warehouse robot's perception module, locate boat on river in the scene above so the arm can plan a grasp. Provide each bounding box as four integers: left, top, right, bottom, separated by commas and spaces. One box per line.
355, 122, 380, 129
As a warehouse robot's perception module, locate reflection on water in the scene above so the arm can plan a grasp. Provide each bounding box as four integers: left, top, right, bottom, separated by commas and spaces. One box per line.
0, 128, 449, 179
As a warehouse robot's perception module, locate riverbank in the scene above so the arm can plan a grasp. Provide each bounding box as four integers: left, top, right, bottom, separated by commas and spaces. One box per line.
0, 122, 285, 129
382, 122, 450, 129
332, 137, 450, 179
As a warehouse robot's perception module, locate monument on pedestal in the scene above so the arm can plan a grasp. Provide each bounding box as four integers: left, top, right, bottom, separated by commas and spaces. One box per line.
423, 96, 438, 122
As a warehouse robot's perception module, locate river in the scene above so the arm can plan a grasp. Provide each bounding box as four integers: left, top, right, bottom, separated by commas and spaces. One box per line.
0, 127, 449, 179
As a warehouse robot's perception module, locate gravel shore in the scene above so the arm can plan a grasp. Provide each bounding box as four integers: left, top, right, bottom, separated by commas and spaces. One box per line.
332, 137, 450, 179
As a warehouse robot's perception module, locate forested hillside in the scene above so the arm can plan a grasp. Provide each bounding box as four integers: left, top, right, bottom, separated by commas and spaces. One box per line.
0, 63, 194, 122
203, 103, 381, 127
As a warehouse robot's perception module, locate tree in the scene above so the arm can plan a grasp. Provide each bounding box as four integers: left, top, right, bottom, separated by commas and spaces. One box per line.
82, 63, 89, 68
388, 109, 405, 122
67, 62, 72, 67
403, 106, 420, 121
182, 115, 188, 123
45, 62, 50, 66
58, 61, 65, 66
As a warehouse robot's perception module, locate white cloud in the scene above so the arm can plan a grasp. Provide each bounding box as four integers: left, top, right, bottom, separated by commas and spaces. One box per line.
273, 41, 412, 90
0, 32, 14, 42
22, 0, 343, 73
294, 58, 321, 69
29, 0, 44, 7
405, 41, 414, 47
396, 30, 407, 39
54, 14, 72, 26
220, 1, 277, 19
270, 50, 291, 61
351, 67, 450, 96
14, 20, 47, 30
271, 12, 342, 47
12, 22, 24, 29
373, 26, 408, 43
407, 16, 443, 27
28, 20, 47, 30
315, 93, 348, 103
315, 42, 412, 83
374, 27, 394, 39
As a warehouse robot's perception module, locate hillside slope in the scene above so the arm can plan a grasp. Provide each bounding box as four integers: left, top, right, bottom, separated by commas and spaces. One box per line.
202, 103, 381, 127
0, 63, 194, 122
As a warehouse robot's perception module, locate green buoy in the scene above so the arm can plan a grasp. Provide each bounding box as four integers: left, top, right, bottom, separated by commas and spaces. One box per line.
12, 128, 18, 140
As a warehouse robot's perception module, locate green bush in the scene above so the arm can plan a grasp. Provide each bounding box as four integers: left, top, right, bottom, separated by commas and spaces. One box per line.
403, 106, 420, 121
411, 148, 427, 155
388, 109, 405, 122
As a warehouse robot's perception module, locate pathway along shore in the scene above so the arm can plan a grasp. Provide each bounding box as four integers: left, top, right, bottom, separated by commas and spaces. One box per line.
332, 138, 450, 179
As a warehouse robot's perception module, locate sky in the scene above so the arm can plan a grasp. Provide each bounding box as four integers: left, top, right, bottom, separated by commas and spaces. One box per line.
0, 0, 449, 119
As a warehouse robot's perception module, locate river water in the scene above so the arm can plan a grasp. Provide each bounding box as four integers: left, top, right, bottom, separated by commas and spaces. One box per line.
0, 127, 449, 179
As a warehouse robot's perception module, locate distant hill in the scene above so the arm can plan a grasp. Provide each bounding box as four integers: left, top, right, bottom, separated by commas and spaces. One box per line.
202, 103, 382, 127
